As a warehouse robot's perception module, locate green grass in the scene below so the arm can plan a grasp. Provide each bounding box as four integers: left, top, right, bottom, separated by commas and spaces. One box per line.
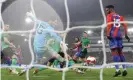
1, 68, 133, 80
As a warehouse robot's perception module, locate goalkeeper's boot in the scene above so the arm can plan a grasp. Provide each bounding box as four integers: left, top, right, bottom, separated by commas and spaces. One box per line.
113, 70, 121, 77
33, 69, 39, 74
122, 70, 128, 76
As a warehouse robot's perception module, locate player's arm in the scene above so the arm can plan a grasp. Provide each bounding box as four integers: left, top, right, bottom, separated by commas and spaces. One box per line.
121, 16, 130, 42
106, 15, 113, 39
26, 12, 38, 22
3, 35, 15, 48
49, 27, 62, 42
73, 42, 81, 47
73, 42, 81, 50
86, 39, 91, 48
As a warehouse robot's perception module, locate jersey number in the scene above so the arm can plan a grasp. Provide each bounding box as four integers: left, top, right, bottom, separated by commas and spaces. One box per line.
113, 18, 121, 28
37, 24, 44, 34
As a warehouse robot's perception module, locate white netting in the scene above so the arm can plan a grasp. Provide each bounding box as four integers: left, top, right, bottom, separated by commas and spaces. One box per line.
0, 0, 133, 80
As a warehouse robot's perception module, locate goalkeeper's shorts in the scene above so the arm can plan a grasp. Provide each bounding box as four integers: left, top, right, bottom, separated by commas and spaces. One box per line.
34, 46, 57, 63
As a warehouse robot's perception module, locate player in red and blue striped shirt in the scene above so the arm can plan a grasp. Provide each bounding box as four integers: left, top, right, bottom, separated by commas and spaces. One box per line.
105, 5, 130, 77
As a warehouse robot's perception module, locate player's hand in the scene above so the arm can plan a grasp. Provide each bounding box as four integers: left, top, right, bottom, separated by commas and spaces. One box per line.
125, 35, 130, 42
107, 36, 112, 40
72, 43, 77, 45
87, 45, 90, 48
10, 43, 16, 48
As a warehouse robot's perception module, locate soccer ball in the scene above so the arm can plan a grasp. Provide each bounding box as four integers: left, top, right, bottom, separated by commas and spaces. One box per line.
86, 56, 96, 64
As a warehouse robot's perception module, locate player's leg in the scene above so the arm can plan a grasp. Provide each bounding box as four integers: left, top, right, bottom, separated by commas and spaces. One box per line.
111, 48, 122, 77
80, 48, 88, 64
2, 48, 12, 66
50, 49, 65, 64
75, 49, 88, 73
10, 55, 19, 74
70, 63, 86, 74
117, 38, 128, 76
73, 50, 83, 63
32, 50, 48, 74
19, 48, 45, 75
33, 48, 64, 74
1, 51, 5, 64
109, 38, 122, 77
57, 51, 66, 68
73, 53, 78, 63
33, 67, 46, 74
2, 47, 18, 74
47, 57, 56, 67
118, 48, 127, 76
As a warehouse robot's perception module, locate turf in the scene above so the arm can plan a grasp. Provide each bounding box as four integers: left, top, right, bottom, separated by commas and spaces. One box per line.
1, 68, 133, 80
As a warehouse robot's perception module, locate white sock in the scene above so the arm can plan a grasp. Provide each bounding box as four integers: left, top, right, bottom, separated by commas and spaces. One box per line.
116, 69, 120, 72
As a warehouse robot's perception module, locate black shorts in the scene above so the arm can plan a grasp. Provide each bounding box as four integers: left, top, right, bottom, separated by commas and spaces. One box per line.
58, 51, 64, 58
1, 51, 4, 59
1, 47, 14, 64
2, 47, 14, 58
48, 57, 56, 63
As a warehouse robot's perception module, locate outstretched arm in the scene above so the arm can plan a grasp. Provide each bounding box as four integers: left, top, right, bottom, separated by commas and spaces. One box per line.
48, 27, 62, 42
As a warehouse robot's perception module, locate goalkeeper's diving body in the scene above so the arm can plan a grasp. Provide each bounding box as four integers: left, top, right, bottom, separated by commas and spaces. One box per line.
105, 5, 130, 77
19, 12, 65, 75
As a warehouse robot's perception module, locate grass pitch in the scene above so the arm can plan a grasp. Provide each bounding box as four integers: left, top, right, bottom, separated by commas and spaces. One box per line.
1, 68, 133, 80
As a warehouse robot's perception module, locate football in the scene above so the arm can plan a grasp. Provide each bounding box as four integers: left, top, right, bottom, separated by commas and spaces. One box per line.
86, 56, 96, 64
